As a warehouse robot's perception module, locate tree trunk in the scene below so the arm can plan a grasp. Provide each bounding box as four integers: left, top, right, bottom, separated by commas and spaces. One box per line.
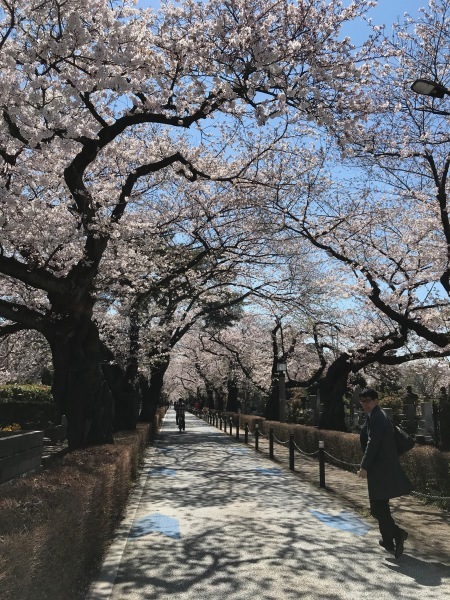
216, 394, 224, 411
206, 384, 215, 409
226, 378, 239, 412
100, 343, 140, 432
48, 319, 114, 450
264, 377, 280, 421
139, 356, 169, 421
318, 354, 351, 431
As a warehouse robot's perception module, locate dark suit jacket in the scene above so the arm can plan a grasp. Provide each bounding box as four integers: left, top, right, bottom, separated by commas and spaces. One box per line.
360, 404, 412, 500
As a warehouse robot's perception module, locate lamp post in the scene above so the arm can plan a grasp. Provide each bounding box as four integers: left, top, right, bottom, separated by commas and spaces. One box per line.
277, 361, 287, 423
411, 78, 450, 98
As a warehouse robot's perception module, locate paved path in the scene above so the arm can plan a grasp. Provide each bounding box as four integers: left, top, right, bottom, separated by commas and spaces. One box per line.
88, 410, 450, 600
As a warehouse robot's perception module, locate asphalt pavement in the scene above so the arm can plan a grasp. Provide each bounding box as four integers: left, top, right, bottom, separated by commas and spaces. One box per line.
87, 409, 450, 600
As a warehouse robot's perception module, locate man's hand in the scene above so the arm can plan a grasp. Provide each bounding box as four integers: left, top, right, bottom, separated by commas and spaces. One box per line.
358, 468, 367, 479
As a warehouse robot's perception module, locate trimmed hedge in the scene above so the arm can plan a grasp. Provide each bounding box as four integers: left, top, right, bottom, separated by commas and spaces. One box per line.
0, 407, 167, 600
216, 411, 450, 510
0, 384, 53, 403
0, 401, 61, 429
0, 384, 59, 429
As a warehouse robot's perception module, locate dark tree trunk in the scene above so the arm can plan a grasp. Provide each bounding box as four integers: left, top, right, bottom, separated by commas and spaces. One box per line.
226, 378, 239, 412
100, 343, 140, 432
264, 377, 280, 421
48, 319, 114, 450
264, 321, 283, 421
139, 375, 151, 421
206, 385, 215, 409
139, 356, 169, 421
216, 395, 224, 411
318, 354, 351, 431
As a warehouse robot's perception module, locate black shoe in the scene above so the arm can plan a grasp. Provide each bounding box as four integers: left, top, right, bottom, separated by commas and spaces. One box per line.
394, 530, 408, 559
379, 540, 395, 553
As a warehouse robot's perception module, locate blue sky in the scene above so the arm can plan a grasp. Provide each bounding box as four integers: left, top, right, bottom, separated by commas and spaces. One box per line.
361, 0, 426, 25
136, 1, 431, 58
137, 0, 429, 32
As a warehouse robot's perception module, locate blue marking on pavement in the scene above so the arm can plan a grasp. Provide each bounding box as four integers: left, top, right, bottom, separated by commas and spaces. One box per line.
148, 467, 177, 476
157, 448, 173, 453
256, 467, 283, 476
130, 513, 180, 539
310, 509, 371, 536
229, 448, 250, 454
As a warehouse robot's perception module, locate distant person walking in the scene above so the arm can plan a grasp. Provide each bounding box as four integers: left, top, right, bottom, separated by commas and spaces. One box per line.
358, 388, 412, 558
176, 399, 186, 432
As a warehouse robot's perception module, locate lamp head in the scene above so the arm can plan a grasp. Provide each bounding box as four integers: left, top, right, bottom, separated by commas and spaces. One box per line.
411, 78, 449, 98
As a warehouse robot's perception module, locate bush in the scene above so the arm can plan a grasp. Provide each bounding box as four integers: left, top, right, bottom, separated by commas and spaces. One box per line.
0, 422, 157, 600
379, 394, 404, 417
0, 423, 21, 432
0, 384, 53, 404
0, 384, 58, 429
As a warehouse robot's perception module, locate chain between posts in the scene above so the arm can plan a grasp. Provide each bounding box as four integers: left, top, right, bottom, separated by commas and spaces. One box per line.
272, 433, 289, 445
323, 450, 360, 472
293, 440, 319, 457
203, 412, 450, 501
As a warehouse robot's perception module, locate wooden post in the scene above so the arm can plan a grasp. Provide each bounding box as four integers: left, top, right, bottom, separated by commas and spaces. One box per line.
289, 434, 295, 470
319, 440, 325, 488
269, 428, 274, 459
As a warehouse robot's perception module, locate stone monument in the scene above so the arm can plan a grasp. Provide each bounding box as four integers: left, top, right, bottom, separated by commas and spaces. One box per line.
416, 401, 434, 443
401, 385, 418, 435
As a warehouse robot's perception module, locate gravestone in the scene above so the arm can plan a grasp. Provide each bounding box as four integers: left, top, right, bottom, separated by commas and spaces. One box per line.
0, 430, 44, 484
309, 393, 321, 426
382, 407, 394, 421
349, 386, 361, 428
357, 409, 366, 427
416, 402, 434, 443
401, 402, 417, 435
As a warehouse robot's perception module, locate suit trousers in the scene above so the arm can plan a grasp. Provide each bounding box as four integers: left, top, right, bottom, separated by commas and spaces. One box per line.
369, 498, 401, 544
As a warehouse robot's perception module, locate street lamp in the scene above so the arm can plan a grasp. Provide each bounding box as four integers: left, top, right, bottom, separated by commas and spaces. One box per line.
277, 361, 287, 423
411, 78, 450, 99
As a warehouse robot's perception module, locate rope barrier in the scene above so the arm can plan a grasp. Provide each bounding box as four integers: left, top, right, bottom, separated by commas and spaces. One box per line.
272, 434, 289, 445
213, 416, 449, 503
323, 450, 360, 470
293, 440, 319, 457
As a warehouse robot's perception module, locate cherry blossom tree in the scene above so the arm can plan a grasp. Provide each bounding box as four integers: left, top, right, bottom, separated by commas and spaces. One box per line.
253, 0, 450, 429
1, 0, 378, 448
0, 328, 51, 384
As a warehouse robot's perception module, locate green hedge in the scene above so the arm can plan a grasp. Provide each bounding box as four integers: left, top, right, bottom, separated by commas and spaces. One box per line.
0, 384, 58, 428
0, 384, 53, 403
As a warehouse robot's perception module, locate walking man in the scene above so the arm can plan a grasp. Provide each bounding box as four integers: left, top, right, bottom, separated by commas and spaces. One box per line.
176, 399, 186, 432
358, 388, 412, 558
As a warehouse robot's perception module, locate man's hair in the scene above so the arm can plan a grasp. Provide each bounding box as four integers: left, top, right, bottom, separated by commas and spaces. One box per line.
360, 387, 378, 400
